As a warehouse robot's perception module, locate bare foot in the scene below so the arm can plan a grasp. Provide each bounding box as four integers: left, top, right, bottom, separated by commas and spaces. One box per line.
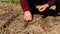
24, 11, 32, 21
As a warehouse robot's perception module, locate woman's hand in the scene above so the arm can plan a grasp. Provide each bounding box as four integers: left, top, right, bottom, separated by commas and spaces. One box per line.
24, 11, 32, 21
38, 4, 49, 12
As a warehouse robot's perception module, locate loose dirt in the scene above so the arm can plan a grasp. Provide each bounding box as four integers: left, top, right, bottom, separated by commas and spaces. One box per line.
0, 2, 60, 34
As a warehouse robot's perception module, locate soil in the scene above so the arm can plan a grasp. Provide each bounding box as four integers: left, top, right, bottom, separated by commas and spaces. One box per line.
0, 2, 60, 34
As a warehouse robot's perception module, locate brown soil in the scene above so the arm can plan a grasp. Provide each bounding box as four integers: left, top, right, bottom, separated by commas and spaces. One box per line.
0, 2, 60, 34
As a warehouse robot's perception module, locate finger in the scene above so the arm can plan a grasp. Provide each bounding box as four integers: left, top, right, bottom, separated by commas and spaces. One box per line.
39, 7, 46, 12
40, 7, 44, 10
41, 8, 46, 11
29, 16, 32, 21
26, 15, 31, 21
39, 8, 43, 12
24, 15, 28, 21
28, 15, 31, 20
39, 7, 44, 11
25, 16, 29, 21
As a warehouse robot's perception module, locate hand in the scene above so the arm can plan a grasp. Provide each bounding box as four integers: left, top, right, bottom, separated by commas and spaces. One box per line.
38, 4, 49, 12
24, 11, 32, 21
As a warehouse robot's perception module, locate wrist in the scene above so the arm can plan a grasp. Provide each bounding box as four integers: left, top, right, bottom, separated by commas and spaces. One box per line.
45, 4, 49, 7
25, 11, 30, 12
24, 11, 30, 13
